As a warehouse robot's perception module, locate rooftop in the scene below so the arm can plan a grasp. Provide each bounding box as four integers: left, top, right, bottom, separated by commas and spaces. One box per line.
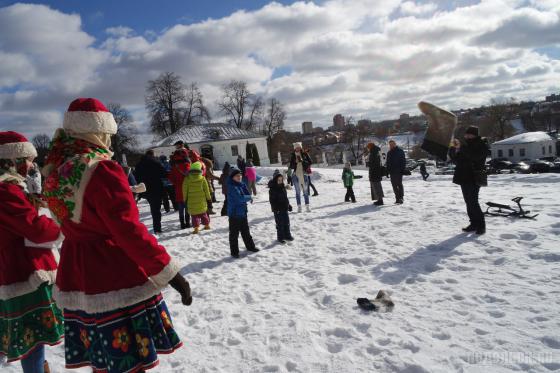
493, 131, 554, 146
154, 123, 265, 147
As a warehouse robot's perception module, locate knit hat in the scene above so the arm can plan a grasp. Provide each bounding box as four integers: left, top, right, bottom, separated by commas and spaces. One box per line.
190, 161, 202, 172
293, 142, 303, 150
230, 167, 241, 178
63, 98, 117, 134
465, 126, 479, 137
0, 131, 38, 159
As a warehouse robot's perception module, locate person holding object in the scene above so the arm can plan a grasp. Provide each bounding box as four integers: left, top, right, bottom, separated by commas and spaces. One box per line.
43, 98, 192, 373
448, 126, 490, 235
386, 139, 406, 204
289, 142, 313, 212
0, 131, 64, 373
227, 167, 259, 258
366, 142, 385, 205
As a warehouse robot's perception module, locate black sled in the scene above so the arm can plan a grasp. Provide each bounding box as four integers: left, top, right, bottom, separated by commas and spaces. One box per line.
485, 197, 538, 219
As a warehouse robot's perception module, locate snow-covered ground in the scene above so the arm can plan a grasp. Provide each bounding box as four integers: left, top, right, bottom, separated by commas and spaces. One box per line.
5, 168, 560, 373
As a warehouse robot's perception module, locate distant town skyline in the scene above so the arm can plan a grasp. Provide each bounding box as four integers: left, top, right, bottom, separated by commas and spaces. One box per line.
1, 0, 559, 142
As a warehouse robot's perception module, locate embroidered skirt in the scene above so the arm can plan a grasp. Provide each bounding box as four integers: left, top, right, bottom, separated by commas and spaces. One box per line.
63, 293, 182, 373
0, 283, 64, 362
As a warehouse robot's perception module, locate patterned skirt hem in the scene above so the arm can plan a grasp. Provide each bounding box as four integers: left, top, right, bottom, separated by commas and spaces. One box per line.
65, 341, 183, 373
2, 337, 64, 363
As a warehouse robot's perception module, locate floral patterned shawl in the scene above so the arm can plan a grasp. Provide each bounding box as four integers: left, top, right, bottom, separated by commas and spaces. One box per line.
43, 129, 112, 224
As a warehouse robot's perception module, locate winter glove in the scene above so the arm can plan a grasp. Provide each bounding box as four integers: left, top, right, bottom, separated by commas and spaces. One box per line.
288, 205, 293, 212
169, 273, 193, 306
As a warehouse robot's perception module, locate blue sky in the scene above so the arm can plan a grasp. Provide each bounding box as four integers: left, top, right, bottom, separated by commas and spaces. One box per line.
0, 0, 297, 42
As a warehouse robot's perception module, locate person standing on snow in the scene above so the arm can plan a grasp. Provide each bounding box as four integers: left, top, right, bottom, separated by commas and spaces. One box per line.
386, 139, 406, 204
227, 168, 259, 258
366, 142, 385, 205
43, 98, 192, 373
169, 151, 191, 229
449, 125, 490, 235
342, 162, 362, 203
419, 162, 430, 181
134, 149, 168, 233
159, 155, 176, 213
289, 142, 313, 212
304, 148, 319, 196
0, 131, 64, 373
182, 161, 212, 234
245, 159, 258, 196
268, 170, 294, 244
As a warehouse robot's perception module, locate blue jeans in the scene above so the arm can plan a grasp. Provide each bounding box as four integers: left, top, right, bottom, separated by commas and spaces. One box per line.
292, 174, 310, 206
21, 345, 45, 373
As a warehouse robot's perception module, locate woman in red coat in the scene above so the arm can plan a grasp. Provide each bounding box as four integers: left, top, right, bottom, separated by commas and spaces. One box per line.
43, 98, 192, 373
168, 151, 191, 229
0, 132, 64, 372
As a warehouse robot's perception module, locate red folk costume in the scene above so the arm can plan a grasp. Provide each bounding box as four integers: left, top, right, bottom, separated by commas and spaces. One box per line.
43, 98, 184, 373
0, 132, 64, 362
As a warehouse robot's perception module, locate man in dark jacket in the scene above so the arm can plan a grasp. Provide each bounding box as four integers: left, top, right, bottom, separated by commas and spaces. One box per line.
268, 171, 294, 243
449, 126, 490, 235
134, 150, 168, 233
367, 142, 385, 205
386, 140, 406, 204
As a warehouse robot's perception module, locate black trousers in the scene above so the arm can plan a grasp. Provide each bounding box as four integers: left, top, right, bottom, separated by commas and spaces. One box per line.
460, 183, 485, 228
344, 186, 356, 202
162, 185, 177, 212
229, 217, 255, 255
147, 195, 163, 232
309, 180, 318, 195
274, 211, 292, 241
221, 198, 228, 216
390, 173, 404, 200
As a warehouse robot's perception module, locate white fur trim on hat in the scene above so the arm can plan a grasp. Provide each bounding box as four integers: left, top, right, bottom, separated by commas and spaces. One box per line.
63, 111, 118, 134
293, 142, 303, 149
0, 141, 37, 159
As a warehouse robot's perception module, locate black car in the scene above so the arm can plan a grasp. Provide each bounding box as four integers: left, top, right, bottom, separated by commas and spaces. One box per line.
529, 160, 554, 173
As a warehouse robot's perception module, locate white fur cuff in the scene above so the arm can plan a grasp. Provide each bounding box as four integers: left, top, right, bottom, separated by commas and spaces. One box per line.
0, 141, 37, 159
63, 111, 118, 135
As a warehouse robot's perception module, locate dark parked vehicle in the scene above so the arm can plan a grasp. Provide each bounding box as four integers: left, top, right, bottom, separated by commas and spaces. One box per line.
512, 161, 531, 174
529, 160, 554, 173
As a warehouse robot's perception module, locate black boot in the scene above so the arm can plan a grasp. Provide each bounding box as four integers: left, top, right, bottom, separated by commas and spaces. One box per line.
462, 225, 476, 232
374, 199, 384, 206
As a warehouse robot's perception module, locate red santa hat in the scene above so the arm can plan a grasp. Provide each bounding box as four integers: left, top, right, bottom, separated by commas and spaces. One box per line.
0, 131, 38, 159
63, 98, 118, 134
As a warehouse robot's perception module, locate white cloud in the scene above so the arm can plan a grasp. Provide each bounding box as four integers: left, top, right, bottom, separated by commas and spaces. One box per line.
1, 0, 560, 139
399, 1, 437, 15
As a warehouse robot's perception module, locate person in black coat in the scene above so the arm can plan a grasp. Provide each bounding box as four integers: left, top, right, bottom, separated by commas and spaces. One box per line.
366, 142, 385, 205
419, 163, 429, 181
268, 171, 294, 243
386, 140, 406, 204
449, 126, 490, 235
134, 150, 168, 233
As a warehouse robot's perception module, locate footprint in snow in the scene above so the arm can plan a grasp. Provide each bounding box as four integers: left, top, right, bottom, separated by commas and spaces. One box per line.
499, 233, 517, 240
337, 273, 358, 284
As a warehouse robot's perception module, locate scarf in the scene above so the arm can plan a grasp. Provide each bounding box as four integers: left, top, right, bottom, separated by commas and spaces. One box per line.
294, 152, 305, 189
42, 129, 113, 224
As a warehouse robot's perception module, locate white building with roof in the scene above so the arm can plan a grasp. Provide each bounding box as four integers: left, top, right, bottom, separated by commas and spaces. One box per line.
491, 131, 556, 162
151, 123, 270, 168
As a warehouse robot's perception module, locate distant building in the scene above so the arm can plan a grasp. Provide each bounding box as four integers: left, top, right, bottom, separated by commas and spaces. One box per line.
491, 132, 556, 162
151, 123, 270, 168
357, 119, 372, 128
545, 93, 560, 102
399, 113, 410, 129
333, 114, 345, 130
302, 121, 313, 134
312, 126, 324, 134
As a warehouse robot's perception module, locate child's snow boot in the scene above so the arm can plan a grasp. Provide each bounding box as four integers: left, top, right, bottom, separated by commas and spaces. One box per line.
297, 205, 302, 213
305, 205, 311, 213
204, 224, 211, 230
193, 227, 200, 234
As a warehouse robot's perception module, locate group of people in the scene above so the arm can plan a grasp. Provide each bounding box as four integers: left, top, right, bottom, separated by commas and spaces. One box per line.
0, 95, 491, 373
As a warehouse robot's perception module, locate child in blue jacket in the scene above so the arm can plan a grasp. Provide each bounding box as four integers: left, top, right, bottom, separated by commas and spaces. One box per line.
227, 168, 259, 258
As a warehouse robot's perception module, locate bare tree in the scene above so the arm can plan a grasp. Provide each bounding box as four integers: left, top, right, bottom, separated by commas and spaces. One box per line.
246, 95, 264, 131
181, 82, 211, 126
218, 80, 251, 129
145, 72, 187, 138
262, 98, 286, 141
481, 98, 517, 141
31, 133, 51, 165
107, 103, 138, 163
343, 116, 369, 164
